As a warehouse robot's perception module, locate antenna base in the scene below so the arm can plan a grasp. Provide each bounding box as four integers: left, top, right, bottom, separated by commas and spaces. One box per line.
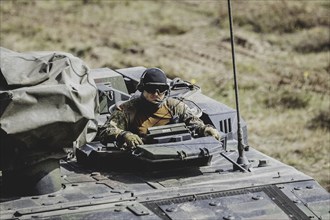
234, 155, 251, 172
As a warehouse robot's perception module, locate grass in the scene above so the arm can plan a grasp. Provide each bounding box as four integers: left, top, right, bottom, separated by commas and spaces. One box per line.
0, 0, 329, 191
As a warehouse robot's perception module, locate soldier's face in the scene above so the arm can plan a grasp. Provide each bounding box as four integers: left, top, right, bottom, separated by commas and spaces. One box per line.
143, 90, 166, 104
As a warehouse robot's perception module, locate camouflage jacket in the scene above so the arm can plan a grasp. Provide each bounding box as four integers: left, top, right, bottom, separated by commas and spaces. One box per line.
99, 97, 209, 144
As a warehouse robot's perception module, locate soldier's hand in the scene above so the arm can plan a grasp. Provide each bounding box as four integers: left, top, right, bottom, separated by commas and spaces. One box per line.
123, 132, 144, 149
204, 127, 220, 140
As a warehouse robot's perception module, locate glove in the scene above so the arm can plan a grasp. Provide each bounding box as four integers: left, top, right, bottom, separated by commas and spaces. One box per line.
122, 132, 144, 149
203, 126, 220, 140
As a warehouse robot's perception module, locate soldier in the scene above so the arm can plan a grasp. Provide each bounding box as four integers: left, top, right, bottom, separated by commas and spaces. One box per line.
99, 67, 220, 150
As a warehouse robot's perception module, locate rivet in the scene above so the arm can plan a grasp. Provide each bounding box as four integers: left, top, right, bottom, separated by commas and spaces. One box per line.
209, 201, 221, 206
252, 195, 263, 200
69, 207, 78, 210
223, 215, 235, 220
166, 207, 177, 212
91, 172, 100, 176
294, 187, 302, 190
306, 185, 314, 189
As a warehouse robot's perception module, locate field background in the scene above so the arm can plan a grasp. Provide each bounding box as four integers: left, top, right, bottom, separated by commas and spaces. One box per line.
1, 0, 329, 191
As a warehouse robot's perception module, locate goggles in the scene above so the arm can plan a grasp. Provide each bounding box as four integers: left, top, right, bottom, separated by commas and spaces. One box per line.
144, 85, 168, 94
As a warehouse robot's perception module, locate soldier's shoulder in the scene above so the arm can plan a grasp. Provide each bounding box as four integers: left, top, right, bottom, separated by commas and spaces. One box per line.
119, 98, 140, 110
166, 97, 182, 106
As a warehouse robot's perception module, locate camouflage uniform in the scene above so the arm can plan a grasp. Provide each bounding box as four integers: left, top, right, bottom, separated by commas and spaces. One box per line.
99, 97, 210, 145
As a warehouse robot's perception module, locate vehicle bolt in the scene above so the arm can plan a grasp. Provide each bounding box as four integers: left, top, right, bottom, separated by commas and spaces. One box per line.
223, 215, 235, 220
294, 187, 302, 190
252, 195, 263, 200
69, 207, 78, 210
258, 159, 268, 167
91, 172, 100, 176
209, 201, 221, 206
306, 185, 314, 189
166, 207, 177, 212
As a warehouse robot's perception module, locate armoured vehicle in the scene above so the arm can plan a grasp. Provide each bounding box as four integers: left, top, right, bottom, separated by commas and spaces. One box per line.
1, 63, 329, 219
0, 1, 329, 218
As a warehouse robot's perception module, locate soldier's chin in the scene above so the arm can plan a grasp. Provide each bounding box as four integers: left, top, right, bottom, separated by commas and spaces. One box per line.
150, 99, 162, 104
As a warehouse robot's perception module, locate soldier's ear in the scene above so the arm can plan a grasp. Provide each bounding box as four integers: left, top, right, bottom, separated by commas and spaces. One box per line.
136, 68, 149, 92
136, 82, 144, 92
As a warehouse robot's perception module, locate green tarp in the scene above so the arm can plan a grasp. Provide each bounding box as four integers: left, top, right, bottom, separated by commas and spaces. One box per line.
0, 47, 98, 170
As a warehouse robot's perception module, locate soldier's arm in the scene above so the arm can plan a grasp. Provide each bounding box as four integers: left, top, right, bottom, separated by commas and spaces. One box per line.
98, 109, 128, 144
173, 101, 208, 136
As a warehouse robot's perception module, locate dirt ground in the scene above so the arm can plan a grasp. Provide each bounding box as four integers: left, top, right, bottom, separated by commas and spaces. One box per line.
0, 0, 329, 190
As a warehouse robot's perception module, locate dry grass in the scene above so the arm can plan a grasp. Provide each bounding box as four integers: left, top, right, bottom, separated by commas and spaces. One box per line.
1, 0, 329, 191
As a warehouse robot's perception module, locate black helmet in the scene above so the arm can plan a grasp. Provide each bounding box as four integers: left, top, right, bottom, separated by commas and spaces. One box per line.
137, 68, 169, 92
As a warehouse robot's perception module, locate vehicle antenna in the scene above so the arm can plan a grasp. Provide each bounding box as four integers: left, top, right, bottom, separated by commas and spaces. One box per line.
227, 0, 251, 171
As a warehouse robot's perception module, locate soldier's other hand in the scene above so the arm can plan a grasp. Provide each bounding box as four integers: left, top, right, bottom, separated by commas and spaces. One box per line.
204, 127, 220, 140
123, 132, 143, 149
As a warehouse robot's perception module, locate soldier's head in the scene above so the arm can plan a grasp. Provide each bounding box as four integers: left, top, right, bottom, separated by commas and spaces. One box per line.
137, 68, 170, 105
